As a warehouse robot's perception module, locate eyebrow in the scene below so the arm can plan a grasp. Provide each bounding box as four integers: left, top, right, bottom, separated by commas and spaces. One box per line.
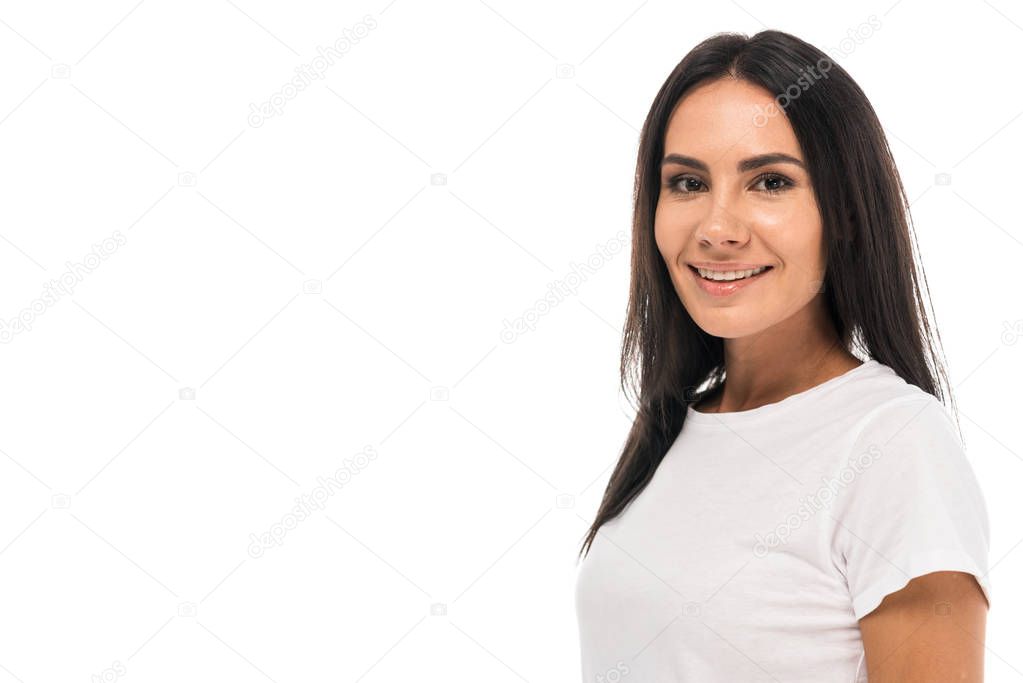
660, 152, 805, 173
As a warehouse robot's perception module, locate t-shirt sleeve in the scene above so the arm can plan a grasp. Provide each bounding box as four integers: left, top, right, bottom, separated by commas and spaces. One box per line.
828, 395, 992, 621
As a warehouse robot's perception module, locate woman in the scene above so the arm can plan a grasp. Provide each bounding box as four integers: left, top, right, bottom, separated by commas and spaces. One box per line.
574, 30, 991, 682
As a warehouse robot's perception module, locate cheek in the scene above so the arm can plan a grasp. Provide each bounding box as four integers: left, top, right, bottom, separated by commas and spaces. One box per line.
652, 213, 672, 262
758, 202, 823, 262
772, 226, 826, 295
653, 203, 690, 262
654, 231, 685, 274
798, 220, 825, 270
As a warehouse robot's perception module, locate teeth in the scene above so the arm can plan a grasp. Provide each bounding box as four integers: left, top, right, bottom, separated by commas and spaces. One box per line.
696, 266, 768, 281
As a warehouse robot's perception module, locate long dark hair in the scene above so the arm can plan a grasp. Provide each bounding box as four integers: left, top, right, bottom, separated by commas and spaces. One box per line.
577, 29, 955, 560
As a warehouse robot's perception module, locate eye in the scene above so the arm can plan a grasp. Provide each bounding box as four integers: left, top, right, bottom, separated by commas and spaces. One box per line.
664, 172, 795, 197
752, 172, 794, 195
664, 174, 706, 196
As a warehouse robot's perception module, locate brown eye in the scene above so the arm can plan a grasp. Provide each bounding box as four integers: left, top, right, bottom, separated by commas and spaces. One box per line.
666, 175, 706, 195
753, 173, 794, 195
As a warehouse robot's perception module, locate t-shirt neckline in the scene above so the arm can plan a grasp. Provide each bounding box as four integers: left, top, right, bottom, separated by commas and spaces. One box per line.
685, 359, 881, 427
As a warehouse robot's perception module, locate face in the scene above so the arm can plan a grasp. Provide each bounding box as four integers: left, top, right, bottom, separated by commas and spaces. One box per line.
654, 78, 826, 340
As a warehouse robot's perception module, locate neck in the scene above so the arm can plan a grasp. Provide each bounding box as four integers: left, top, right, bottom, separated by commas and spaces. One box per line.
699, 297, 861, 413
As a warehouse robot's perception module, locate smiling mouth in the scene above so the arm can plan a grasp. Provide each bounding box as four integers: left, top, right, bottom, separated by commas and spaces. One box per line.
687, 265, 773, 281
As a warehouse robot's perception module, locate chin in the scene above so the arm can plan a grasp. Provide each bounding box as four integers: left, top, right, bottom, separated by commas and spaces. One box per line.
685, 306, 770, 340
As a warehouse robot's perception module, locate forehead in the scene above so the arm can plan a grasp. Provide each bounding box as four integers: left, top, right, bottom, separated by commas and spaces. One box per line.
663, 78, 802, 164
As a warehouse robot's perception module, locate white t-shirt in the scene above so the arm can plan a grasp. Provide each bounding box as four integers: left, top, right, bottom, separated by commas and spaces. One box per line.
574, 359, 992, 682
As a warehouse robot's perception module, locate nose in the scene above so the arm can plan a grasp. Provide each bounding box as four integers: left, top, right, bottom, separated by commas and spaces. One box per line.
696, 198, 751, 247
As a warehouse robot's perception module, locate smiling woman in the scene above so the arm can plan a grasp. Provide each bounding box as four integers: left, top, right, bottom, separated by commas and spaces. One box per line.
574, 29, 991, 683
654, 77, 833, 348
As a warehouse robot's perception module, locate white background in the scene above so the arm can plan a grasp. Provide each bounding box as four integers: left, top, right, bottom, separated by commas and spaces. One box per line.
0, 0, 1020, 681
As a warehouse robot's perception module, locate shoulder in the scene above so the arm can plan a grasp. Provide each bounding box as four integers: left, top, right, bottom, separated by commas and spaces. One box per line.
824, 375, 992, 621
833, 385, 980, 519
821, 360, 965, 463
850, 390, 959, 456
841, 360, 949, 428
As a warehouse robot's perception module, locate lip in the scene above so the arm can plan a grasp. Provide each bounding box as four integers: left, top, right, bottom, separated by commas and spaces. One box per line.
686, 261, 772, 271
687, 263, 773, 297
